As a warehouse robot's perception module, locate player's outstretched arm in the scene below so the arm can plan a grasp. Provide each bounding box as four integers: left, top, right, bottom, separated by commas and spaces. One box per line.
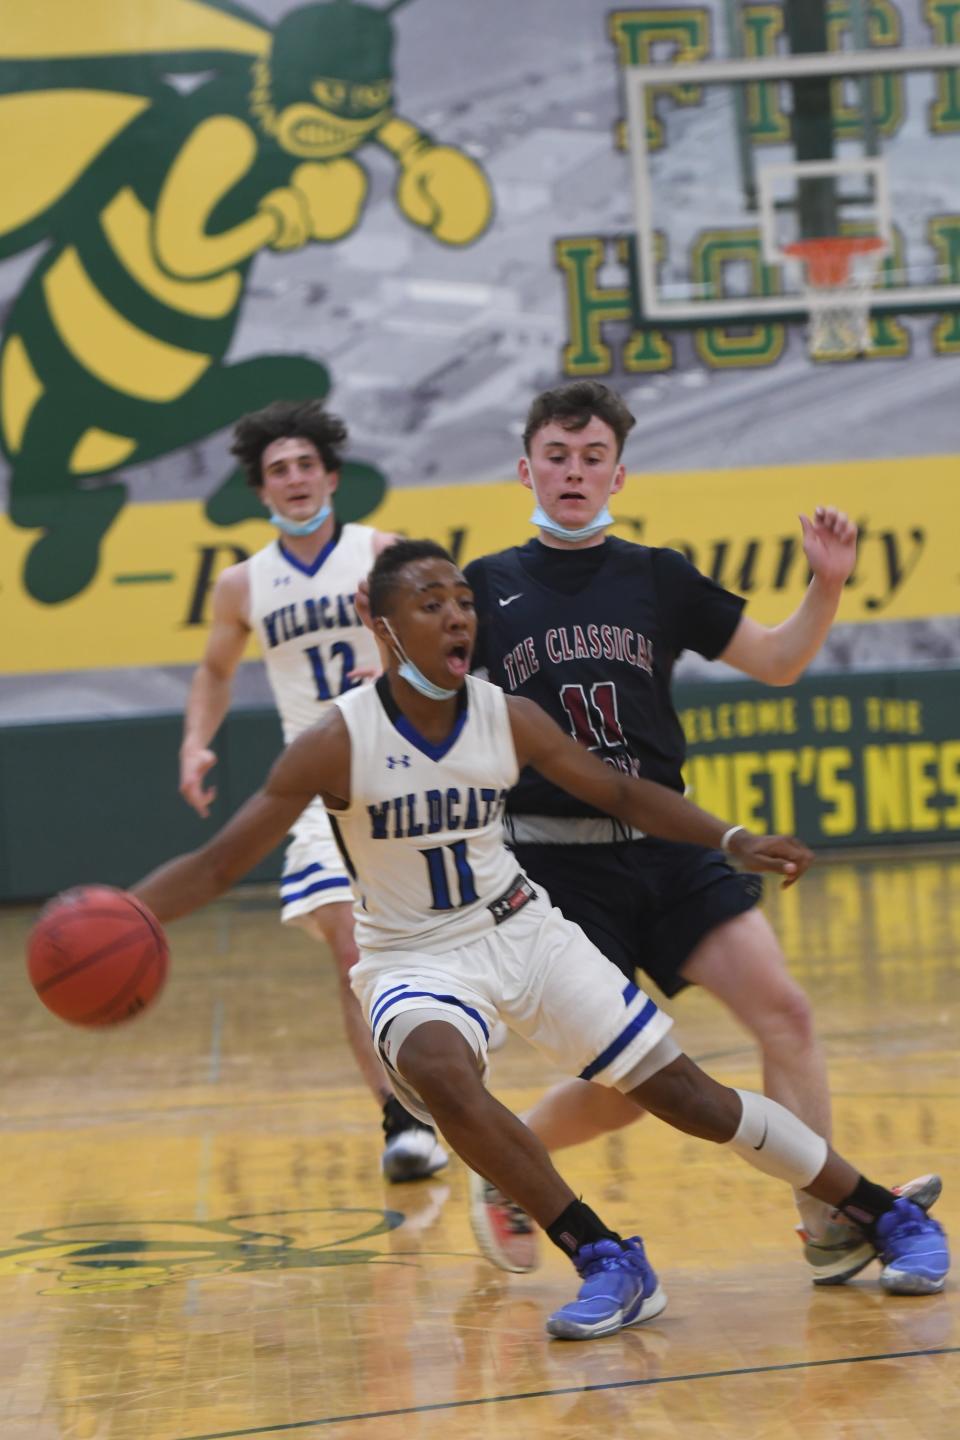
139, 712, 352, 923
180, 566, 252, 818
719, 506, 858, 686
506, 696, 812, 885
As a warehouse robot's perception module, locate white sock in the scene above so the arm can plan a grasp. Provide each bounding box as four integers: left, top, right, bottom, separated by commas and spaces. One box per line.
794, 1189, 835, 1238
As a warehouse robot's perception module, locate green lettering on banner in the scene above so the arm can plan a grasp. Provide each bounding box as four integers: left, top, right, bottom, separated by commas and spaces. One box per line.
554, 235, 672, 376
926, 0, 960, 130
691, 231, 786, 368
740, 4, 789, 142
928, 216, 960, 351
608, 8, 712, 152
827, 1, 904, 140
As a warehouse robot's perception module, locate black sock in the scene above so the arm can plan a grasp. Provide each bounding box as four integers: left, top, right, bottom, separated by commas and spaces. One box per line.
546, 1200, 621, 1257
382, 1095, 431, 1138
837, 1177, 898, 1239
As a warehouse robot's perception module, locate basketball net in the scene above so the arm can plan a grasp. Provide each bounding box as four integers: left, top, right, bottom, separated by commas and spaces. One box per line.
783, 236, 887, 360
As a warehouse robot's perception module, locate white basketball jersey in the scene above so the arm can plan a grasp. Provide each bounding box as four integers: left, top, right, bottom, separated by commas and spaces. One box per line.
247, 524, 381, 743
332, 675, 524, 952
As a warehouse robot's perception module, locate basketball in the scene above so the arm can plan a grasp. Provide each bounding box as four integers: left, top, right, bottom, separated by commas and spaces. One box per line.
26, 886, 169, 1027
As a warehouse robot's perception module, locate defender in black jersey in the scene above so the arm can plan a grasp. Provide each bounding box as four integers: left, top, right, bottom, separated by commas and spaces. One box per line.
464, 380, 874, 1281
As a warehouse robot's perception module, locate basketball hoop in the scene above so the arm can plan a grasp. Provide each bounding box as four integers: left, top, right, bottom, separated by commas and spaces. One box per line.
783, 236, 888, 360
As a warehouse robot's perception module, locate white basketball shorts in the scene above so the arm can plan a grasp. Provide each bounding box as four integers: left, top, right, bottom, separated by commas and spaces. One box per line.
280, 797, 354, 923
349, 889, 674, 1125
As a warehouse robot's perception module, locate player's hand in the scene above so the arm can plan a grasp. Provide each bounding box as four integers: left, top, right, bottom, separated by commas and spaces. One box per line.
799, 506, 858, 588
179, 747, 218, 818
353, 576, 394, 674
395, 143, 493, 244
727, 831, 814, 888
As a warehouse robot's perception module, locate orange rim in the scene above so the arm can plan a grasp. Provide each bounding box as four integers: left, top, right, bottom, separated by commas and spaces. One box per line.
782, 235, 887, 287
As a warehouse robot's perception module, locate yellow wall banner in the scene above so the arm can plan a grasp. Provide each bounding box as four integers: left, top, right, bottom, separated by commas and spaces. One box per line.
1, 453, 957, 674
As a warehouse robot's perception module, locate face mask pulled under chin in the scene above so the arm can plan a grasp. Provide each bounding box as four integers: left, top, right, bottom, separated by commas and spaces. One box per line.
529, 500, 614, 542
268, 501, 332, 537
381, 619, 459, 701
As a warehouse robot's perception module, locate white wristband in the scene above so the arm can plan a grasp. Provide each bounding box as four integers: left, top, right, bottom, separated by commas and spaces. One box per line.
720, 825, 746, 852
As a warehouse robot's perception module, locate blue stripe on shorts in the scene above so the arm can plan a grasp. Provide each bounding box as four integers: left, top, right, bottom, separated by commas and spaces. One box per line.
579, 997, 660, 1081
281, 876, 351, 904
371, 987, 490, 1042
282, 862, 325, 888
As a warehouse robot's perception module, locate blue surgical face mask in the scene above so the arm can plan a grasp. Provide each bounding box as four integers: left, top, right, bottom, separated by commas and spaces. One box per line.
382, 619, 459, 701
268, 501, 332, 537
529, 500, 614, 542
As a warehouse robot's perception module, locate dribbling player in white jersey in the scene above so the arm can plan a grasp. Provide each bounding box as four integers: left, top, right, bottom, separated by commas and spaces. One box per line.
178, 400, 447, 1182
139, 539, 947, 1340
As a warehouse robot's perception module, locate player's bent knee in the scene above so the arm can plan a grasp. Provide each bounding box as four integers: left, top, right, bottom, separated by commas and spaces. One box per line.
390, 1016, 482, 1089
726, 1089, 827, 1186
756, 982, 817, 1050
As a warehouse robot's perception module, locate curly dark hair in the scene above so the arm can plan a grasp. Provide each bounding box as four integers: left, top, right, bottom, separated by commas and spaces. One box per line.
368, 539, 457, 617
522, 380, 636, 458
230, 399, 348, 488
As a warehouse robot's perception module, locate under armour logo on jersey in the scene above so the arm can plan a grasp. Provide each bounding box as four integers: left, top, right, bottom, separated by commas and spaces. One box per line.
272, 574, 292, 587
386, 755, 412, 769
499, 592, 522, 607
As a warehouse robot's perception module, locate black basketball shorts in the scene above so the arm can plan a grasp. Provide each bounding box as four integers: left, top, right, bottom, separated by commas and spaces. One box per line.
510, 835, 764, 999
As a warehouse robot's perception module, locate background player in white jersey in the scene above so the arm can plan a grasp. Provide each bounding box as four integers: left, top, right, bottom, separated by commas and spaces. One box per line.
462, 380, 901, 1280
178, 399, 447, 1183
132, 540, 947, 1341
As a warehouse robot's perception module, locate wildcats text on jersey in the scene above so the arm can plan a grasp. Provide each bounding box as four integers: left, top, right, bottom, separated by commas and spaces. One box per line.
502, 624, 654, 692
261, 592, 363, 649
368, 787, 509, 840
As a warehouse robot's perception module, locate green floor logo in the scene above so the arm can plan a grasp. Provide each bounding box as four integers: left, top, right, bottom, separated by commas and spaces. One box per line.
0, 1208, 404, 1293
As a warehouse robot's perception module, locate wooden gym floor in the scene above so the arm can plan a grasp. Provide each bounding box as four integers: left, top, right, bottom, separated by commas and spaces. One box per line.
1, 850, 957, 1439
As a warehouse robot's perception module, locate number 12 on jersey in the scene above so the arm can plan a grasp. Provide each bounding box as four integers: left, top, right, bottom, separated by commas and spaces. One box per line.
422, 841, 479, 910
306, 641, 356, 700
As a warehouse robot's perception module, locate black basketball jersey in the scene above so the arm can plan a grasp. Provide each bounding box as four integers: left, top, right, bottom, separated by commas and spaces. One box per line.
465, 537, 745, 820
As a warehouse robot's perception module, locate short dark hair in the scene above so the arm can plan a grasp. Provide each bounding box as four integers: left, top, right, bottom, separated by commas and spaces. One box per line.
522, 380, 636, 458
368, 539, 456, 617
231, 399, 348, 488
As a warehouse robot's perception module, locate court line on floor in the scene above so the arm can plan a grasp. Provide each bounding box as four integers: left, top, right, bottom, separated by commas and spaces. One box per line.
175, 1344, 960, 1439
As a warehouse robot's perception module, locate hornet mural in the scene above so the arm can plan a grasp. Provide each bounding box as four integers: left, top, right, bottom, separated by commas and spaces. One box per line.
0, 0, 493, 603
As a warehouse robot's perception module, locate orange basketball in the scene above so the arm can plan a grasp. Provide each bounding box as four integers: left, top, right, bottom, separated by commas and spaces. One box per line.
27, 886, 169, 1027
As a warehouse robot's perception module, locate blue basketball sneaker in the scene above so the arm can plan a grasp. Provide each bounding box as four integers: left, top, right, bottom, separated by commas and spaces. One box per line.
876, 1197, 949, 1295
798, 1173, 942, 1285
546, 1237, 667, 1341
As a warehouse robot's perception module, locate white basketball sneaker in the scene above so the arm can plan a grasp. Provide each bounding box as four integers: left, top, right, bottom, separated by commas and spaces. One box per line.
381, 1098, 448, 1183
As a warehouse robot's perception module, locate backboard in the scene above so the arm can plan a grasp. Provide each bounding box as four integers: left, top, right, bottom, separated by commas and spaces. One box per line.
624, 45, 960, 328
